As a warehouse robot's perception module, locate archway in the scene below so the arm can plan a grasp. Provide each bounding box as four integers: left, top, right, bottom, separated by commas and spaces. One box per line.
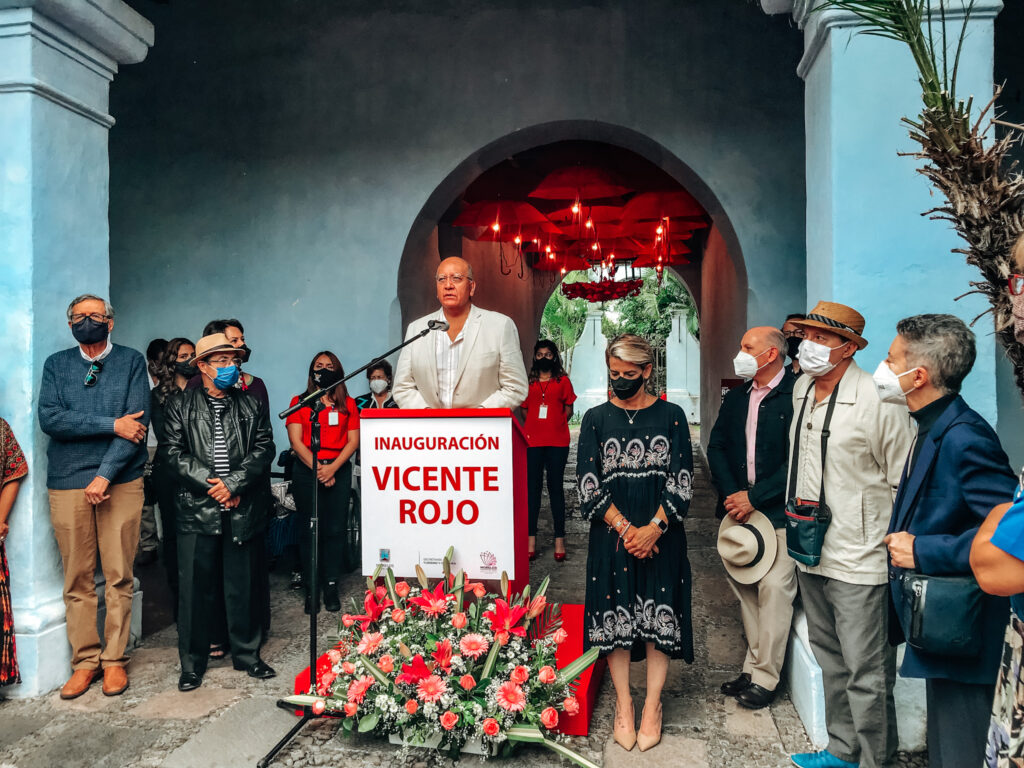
396, 121, 747, 437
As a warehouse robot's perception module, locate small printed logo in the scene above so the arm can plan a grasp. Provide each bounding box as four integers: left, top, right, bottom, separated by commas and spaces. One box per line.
379, 548, 391, 562
479, 551, 497, 571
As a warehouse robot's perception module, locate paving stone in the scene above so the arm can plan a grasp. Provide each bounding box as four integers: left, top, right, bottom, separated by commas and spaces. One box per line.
131, 686, 241, 719
0, 713, 46, 746
49, 687, 120, 713
160, 696, 298, 768
723, 696, 781, 741
705, 626, 747, 668
602, 733, 708, 768
11, 723, 158, 768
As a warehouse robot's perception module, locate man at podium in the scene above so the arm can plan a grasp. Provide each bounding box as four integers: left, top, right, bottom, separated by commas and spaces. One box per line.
393, 257, 529, 409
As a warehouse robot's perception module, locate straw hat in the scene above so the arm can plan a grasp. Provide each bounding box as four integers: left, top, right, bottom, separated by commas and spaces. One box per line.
718, 511, 778, 585
793, 301, 869, 350
189, 333, 242, 365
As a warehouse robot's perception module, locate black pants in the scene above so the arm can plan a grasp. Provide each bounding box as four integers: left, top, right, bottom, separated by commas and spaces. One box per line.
925, 677, 994, 768
152, 468, 180, 610
177, 519, 262, 675
527, 445, 570, 538
291, 459, 352, 590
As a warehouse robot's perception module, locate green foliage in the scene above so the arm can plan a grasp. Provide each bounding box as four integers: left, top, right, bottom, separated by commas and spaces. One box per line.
607, 270, 698, 344
539, 271, 590, 370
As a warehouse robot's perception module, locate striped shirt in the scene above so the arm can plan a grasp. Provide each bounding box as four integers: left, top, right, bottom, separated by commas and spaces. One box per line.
434, 307, 470, 408
205, 394, 232, 507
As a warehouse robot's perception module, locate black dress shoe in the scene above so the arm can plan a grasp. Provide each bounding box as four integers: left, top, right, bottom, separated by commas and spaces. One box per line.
323, 583, 340, 613
235, 660, 277, 679
720, 672, 751, 696
735, 683, 776, 709
178, 672, 203, 692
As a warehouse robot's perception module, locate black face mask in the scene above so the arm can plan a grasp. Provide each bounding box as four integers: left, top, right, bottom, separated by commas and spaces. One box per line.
534, 357, 555, 373
786, 337, 802, 361
71, 317, 109, 345
609, 375, 645, 400
238, 344, 252, 364
313, 368, 342, 389
175, 362, 199, 378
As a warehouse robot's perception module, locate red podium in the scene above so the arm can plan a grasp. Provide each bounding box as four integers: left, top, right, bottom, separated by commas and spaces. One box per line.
359, 408, 529, 593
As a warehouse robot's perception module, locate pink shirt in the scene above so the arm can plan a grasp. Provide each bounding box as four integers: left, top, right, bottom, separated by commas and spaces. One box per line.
745, 367, 786, 485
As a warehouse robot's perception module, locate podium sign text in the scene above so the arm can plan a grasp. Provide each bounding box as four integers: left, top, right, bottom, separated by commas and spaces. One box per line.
360, 414, 516, 580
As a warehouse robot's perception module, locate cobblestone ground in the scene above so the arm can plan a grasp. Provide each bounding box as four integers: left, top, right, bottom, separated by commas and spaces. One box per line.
0, 429, 928, 768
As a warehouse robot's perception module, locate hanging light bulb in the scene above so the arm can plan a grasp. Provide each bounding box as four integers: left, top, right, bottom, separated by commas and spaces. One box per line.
609, 252, 616, 260
585, 219, 593, 229
560, 267, 566, 275
591, 243, 599, 251
513, 235, 521, 245
656, 225, 663, 235
548, 253, 555, 260
545, 245, 552, 253
571, 202, 580, 214
532, 238, 539, 245
491, 222, 500, 232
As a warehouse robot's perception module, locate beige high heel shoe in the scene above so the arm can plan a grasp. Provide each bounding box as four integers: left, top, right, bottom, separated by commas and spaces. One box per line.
637, 701, 663, 752
613, 699, 636, 751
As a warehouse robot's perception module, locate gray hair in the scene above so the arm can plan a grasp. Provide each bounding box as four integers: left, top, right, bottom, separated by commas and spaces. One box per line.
896, 314, 975, 394
763, 328, 787, 357
67, 294, 114, 320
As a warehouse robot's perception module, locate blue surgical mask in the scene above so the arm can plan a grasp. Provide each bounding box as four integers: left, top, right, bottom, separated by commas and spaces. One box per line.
211, 363, 240, 390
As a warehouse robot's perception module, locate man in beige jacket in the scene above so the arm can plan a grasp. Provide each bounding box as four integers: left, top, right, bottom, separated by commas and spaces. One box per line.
787, 302, 915, 768
393, 257, 529, 410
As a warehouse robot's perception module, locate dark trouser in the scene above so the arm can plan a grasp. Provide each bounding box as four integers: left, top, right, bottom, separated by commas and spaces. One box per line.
153, 468, 180, 610
798, 572, 897, 768
177, 520, 262, 676
527, 445, 570, 538
291, 460, 351, 590
925, 677, 993, 768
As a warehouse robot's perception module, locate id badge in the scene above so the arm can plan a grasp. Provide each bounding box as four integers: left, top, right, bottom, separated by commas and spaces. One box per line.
538, 404, 548, 420
328, 411, 340, 427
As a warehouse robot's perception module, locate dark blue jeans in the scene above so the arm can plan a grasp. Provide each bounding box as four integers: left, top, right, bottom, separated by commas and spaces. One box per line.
526, 445, 570, 538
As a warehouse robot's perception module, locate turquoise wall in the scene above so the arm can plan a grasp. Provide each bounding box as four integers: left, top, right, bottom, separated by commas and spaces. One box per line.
106, 0, 807, 448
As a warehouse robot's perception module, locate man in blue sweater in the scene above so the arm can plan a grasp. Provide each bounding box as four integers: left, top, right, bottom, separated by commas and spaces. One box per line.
38, 294, 150, 699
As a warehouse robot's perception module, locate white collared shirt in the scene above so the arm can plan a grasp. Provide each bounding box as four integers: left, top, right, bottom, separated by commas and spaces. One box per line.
435, 307, 470, 408
79, 338, 113, 362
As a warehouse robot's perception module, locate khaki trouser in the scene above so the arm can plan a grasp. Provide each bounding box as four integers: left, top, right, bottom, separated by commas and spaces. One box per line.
726, 528, 798, 689
49, 478, 144, 670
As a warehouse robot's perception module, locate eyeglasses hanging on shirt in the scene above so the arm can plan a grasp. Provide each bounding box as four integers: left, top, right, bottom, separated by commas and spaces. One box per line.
84, 360, 104, 387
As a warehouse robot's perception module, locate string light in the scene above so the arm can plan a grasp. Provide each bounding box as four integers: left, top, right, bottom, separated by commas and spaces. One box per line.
585, 219, 592, 229
545, 245, 552, 253
591, 243, 598, 251
513, 235, 521, 245
491, 222, 500, 232
560, 267, 566, 275
655, 225, 663, 235
571, 202, 580, 214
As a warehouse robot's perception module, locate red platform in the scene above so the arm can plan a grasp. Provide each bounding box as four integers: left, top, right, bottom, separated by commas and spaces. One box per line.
553, 603, 606, 736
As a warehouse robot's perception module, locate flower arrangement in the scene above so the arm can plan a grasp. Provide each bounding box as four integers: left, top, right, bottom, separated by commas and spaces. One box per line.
285, 549, 600, 767
561, 278, 642, 303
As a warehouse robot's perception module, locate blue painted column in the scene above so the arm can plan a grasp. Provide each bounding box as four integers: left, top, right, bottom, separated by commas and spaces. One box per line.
0, 0, 152, 697
784, 0, 1003, 423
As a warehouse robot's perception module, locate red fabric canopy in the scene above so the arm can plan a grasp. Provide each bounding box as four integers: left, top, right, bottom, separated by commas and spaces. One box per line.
622, 190, 704, 222
529, 167, 633, 201
454, 200, 550, 228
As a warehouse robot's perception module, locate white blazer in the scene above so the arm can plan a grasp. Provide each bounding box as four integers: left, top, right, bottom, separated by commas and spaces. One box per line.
392, 305, 529, 410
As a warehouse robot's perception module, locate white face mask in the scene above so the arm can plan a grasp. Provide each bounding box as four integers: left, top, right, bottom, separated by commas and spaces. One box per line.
797, 339, 848, 378
369, 379, 389, 394
872, 360, 919, 404
732, 348, 771, 380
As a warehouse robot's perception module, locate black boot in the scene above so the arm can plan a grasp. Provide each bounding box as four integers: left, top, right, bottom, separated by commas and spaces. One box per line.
323, 581, 340, 612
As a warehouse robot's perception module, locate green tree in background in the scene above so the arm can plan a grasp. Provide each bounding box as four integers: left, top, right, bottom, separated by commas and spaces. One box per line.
539, 271, 589, 370
605, 271, 698, 344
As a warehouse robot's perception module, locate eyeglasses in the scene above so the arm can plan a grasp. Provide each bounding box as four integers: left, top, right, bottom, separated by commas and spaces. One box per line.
206, 356, 238, 366
84, 360, 104, 387
1010, 274, 1024, 296
436, 274, 469, 285
784, 328, 806, 339
70, 313, 110, 324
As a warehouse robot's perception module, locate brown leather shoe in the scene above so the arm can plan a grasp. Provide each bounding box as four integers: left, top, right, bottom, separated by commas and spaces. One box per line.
102, 666, 129, 696
60, 668, 99, 699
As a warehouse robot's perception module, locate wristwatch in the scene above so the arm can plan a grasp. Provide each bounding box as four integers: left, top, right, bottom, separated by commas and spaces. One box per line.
649, 516, 668, 534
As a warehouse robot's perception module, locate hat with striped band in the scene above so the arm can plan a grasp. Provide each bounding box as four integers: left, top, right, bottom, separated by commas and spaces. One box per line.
792, 300, 869, 350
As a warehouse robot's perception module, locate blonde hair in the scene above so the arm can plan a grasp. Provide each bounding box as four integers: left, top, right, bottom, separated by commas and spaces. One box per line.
606, 334, 655, 368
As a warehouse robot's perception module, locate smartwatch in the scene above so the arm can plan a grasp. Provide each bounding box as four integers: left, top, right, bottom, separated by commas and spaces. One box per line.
650, 516, 668, 534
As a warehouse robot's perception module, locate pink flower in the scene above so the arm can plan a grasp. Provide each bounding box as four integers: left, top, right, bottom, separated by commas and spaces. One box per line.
416, 674, 448, 703
509, 665, 530, 685
459, 674, 476, 691
344, 701, 358, 717
326, 649, 342, 664
473, 584, 487, 599
311, 699, 326, 716
342, 614, 355, 628
375, 585, 389, 601
551, 628, 568, 645
405, 699, 418, 714
356, 632, 384, 655
563, 696, 580, 716
451, 612, 467, 629
538, 666, 556, 684
482, 717, 500, 736
495, 630, 510, 646
395, 581, 411, 598
495, 681, 527, 712
391, 608, 406, 624
459, 634, 489, 660
341, 661, 356, 675
440, 710, 459, 730
378, 655, 394, 674
347, 675, 374, 704
540, 706, 559, 729
526, 595, 547, 619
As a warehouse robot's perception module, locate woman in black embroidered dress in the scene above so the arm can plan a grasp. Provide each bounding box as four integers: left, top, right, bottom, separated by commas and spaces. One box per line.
578, 334, 693, 753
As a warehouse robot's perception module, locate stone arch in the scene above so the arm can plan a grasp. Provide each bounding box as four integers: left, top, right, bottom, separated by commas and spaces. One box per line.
396, 120, 747, 434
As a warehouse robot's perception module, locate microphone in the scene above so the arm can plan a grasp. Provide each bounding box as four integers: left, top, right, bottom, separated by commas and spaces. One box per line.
427, 319, 450, 331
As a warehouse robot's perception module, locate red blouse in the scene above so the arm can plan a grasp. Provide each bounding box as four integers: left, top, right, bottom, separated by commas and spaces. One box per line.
286, 396, 360, 460
520, 376, 577, 447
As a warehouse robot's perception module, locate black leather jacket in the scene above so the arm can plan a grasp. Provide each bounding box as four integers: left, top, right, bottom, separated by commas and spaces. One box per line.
158, 386, 275, 543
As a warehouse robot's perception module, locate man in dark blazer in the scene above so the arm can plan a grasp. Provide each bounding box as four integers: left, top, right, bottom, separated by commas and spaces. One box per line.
881, 314, 1016, 768
707, 326, 796, 709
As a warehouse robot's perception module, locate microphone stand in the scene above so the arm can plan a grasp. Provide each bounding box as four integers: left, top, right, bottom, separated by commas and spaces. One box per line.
258, 320, 448, 768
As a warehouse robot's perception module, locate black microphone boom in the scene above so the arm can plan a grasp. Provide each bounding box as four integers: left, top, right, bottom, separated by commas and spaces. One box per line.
427, 319, 450, 331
